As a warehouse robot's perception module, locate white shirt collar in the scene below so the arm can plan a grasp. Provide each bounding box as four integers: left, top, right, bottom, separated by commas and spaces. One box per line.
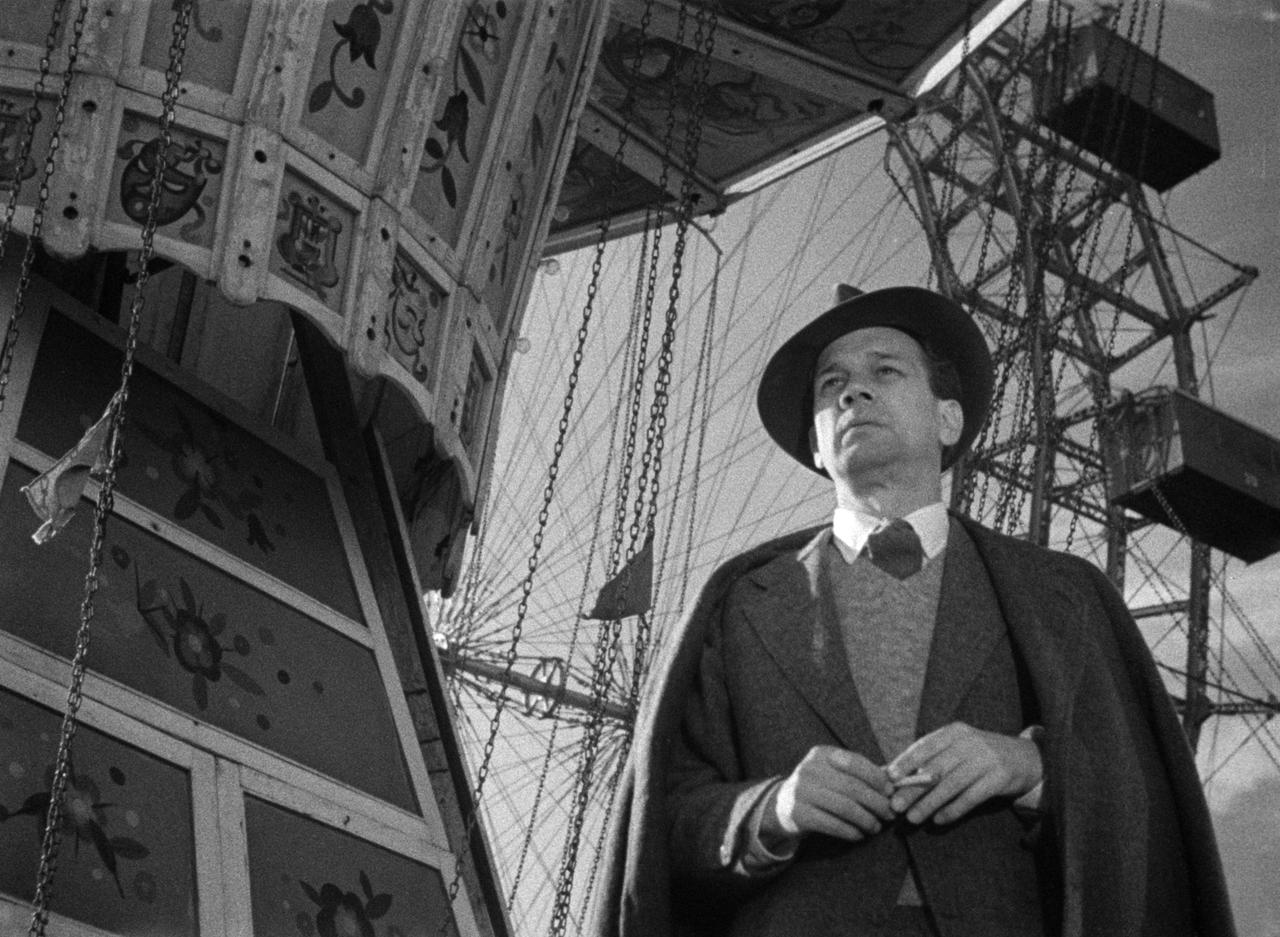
831, 502, 949, 561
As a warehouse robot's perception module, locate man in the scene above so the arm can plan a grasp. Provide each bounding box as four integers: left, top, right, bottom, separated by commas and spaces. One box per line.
589, 286, 1236, 937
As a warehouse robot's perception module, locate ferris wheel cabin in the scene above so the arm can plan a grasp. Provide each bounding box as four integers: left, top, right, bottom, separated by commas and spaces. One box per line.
1035, 21, 1221, 191
1103, 390, 1280, 564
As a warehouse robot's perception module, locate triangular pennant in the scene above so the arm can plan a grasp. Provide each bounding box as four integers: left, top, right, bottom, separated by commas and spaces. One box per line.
585, 533, 654, 620
22, 393, 120, 544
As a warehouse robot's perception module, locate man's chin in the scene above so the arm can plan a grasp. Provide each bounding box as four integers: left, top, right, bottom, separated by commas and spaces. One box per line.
830, 448, 894, 480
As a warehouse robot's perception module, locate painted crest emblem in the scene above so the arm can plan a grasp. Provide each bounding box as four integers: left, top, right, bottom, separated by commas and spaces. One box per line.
387, 254, 440, 385
276, 191, 344, 299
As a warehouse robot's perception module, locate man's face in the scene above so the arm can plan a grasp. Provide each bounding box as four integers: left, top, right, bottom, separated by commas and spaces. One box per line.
809, 326, 963, 482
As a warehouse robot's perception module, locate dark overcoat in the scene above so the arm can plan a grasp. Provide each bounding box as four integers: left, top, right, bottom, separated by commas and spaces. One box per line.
587, 514, 1236, 937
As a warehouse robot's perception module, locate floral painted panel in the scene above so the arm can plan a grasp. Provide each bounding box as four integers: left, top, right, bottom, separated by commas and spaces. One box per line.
593, 22, 848, 183
0, 688, 197, 936
0, 91, 56, 211
105, 111, 227, 249
385, 249, 446, 391
142, 0, 253, 95
411, 1, 527, 247
550, 138, 672, 236
271, 169, 356, 310
713, 0, 973, 83
0, 463, 420, 814
245, 795, 457, 937
302, 0, 407, 164
16, 310, 364, 622
479, 5, 588, 329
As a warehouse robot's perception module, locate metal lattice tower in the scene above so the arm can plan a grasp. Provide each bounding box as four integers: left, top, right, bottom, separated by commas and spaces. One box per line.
884, 10, 1275, 754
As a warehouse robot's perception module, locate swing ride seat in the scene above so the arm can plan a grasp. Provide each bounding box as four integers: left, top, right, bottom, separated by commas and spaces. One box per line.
1103, 389, 1280, 563
1035, 22, 1220, 192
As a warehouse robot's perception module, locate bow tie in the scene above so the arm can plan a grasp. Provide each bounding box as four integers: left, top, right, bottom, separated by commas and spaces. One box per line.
861, 518, 924, 580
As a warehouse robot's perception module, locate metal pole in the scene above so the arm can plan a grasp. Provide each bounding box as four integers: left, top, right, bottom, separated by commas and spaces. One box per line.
1129, 180, 1217, 749
443, 651, 633, 725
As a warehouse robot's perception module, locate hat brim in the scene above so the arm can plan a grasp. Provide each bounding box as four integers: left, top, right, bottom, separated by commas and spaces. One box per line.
756, 286, 993, 474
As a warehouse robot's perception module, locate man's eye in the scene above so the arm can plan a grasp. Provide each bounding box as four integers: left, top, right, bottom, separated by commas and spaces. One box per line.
817, 375, 843, 391
877, 366, 902, 377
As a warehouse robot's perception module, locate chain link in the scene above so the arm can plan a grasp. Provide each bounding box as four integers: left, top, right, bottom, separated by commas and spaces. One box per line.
0, 0, 91, 416
445, 241, 596, 920
438, 3, 660, 928
0, 0, 70, 259
635, 1, 715, 647
503, 213, 655, 909
928, 7, 973, 257
547, 8, 718, 933
27, 5, 192, 937
603, 0, 690, 597
1031, 0, 1158, 544
953, 4, 1036, 519
605, 0, 696, 609
967, 3, 1062, 535
656, 231, 718, 644
1070, 2, 1167, 553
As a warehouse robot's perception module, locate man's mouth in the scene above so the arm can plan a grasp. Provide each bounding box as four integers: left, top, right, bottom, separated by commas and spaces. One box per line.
840, 419, 881, 436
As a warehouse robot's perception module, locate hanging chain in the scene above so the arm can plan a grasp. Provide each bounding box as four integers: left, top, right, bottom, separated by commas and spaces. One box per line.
439, 3, 659, 928
632, 1, 715, 661
969, 1, 1062, 535
0, 0, 92, 416
504, 212, 655, 910
929, 4, 972, 255
0, 0, 74, 258
657, 231, 719, 646
1046, 0, 1161, 550
608, 0, 697, 606
954, 12, 1028, 513
26, 6, 192, 937
895, 5, 1034, 517
547, 8, 718, 934
925, 0, 1166, 552
572, 731, 631, 926
441, 213, 601, 921
1069, 0, 1167, 553
601, 0, 688, 596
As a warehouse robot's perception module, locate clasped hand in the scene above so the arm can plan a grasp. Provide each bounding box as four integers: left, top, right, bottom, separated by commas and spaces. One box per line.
766, 723, 1042, 843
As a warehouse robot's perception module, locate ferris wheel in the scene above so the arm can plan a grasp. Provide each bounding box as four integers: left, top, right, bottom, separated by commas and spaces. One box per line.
431, 4, 1280, 935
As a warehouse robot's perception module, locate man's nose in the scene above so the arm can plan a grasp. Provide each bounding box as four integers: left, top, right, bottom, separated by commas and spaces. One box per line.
839, 383, 872, 407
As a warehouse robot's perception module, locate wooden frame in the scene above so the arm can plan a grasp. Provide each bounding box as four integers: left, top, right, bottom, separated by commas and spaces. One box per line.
0, 279, 482, 937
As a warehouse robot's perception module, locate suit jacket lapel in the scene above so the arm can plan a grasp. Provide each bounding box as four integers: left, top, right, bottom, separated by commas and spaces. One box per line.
916, 520, 1007, 735
954, 515, 1088, 745
740, 529, 883, 759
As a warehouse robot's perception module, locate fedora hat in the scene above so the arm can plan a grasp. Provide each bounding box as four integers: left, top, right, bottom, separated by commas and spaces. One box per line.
756, 284, 993, 474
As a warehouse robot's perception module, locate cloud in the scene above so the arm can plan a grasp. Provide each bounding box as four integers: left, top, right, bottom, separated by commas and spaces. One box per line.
1212, 775, 1280, 936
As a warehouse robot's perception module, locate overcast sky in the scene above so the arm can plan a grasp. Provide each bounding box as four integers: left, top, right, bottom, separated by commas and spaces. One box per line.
1147, 3, 1280, 931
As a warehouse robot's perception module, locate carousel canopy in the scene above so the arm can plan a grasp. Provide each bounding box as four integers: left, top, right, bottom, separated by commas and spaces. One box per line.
0, 0, 1022, 593
549, 0, 1024, 250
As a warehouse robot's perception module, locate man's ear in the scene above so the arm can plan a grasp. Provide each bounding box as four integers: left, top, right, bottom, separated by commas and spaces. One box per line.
809, 425, 824, 471
937, 399, 963, 448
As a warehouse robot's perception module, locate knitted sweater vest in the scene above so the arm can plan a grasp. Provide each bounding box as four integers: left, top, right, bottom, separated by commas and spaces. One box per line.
816, 521, 1048, 937
827, 540, 944, 763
